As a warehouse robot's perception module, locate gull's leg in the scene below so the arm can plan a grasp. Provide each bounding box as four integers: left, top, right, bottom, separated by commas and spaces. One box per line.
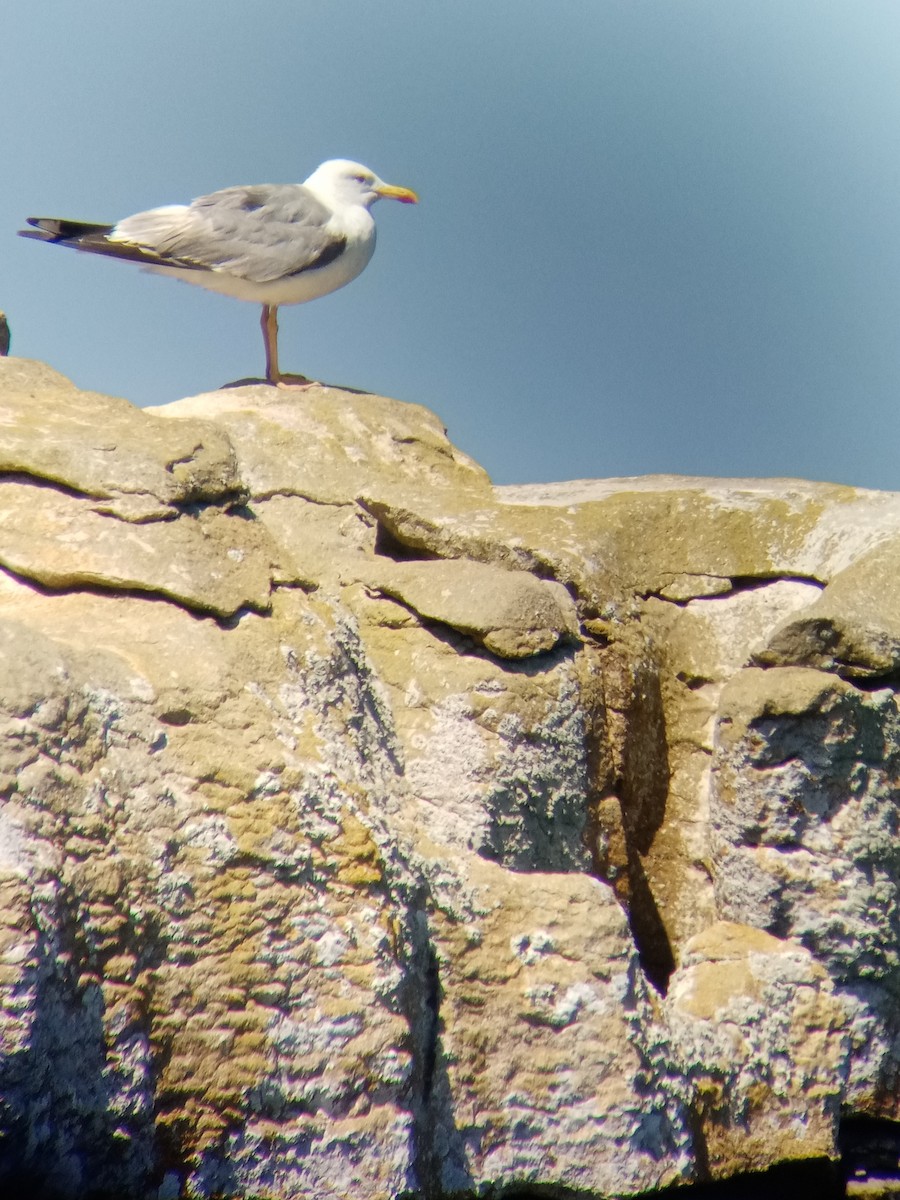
261, 304, 280, 383
260, 301, 315, 388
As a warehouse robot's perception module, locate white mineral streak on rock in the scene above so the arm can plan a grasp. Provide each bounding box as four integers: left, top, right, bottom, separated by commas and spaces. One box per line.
404, 693, 492, 851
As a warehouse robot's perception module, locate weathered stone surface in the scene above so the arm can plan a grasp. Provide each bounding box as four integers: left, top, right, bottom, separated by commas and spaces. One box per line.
0, 588, 420, 1198
711, 666, 900, 1111
2, 356, 900, 1197
667, 921, 849, 1174
426, 857, 693, 1195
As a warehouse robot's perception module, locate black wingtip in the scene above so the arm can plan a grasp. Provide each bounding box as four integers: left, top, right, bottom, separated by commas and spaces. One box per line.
18, 217, 115, 243
22, 217, 64, 238
18, 217, 67, 242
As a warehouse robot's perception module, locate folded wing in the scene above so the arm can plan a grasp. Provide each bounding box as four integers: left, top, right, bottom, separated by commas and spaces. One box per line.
20, 184, 347, 283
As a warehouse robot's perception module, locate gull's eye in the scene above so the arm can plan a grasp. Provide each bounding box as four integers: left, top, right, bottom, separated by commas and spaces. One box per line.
353, 174, 369, 184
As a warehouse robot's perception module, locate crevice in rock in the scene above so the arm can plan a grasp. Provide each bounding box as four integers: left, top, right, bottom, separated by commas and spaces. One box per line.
675, 669, 716, 690
638, 1157, 843, 1198
839, 1115, 900, 1193
589, 794, 676, 991
640, 589, 722, 609
373, 520, 438, 562
198, 602, 271, 629
614, 661, 675, 991
420, 947, 441, 1104
0, 563, 269, 624
171, 494, 253, 518
728, 571, 826, 593
402, 934, 449, 1200
621, 845, 676, 992
844, 669, 900, 692
0, 468, 112, 502
251, 488, 360, 509
163, 443, 206, 472
272, 579, 319, 597
617, 664, 669, 857
157, 708, 194, 726
583, 638, 677, 992
641, 572, 826, 608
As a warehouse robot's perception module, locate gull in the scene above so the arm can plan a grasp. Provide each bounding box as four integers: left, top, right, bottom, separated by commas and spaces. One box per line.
19, 159, 418, 385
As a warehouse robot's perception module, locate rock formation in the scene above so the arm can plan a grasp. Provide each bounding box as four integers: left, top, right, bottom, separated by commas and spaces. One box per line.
0, 356, 899, 1198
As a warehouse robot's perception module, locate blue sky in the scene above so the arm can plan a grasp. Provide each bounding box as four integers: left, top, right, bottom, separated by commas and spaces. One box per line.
4, 2, 900, 489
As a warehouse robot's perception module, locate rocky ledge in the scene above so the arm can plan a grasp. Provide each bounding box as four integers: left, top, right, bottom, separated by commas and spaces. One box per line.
0, 357, 899, 1199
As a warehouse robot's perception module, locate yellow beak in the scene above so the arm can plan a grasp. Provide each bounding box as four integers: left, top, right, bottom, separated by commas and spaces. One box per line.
376, 183, 419, 204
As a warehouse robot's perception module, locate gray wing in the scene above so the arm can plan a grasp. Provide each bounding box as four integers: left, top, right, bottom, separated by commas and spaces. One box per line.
112, 184, 346, 283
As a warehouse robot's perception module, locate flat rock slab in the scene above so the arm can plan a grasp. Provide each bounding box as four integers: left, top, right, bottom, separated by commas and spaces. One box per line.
0, 358, 240, 505
354, 557, 579, 658
0, 477, 274, 616
757, 535, 900, 677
